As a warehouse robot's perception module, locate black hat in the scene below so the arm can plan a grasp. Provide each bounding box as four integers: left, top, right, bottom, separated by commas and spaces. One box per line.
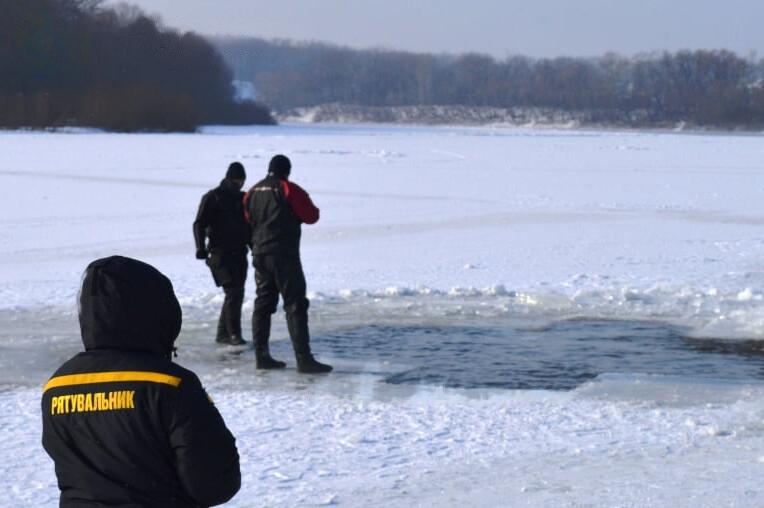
268, 154, 291, 178
226, 161, 246, 180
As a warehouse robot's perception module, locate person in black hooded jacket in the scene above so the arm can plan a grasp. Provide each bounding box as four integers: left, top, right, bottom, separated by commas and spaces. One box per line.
193, 161, 250, 346
41, 256, 241, 508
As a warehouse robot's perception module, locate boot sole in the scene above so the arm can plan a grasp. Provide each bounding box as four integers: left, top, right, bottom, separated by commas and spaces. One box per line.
256, 363, 287, 370
217, 343, 251, 352
297, 367, 333, 374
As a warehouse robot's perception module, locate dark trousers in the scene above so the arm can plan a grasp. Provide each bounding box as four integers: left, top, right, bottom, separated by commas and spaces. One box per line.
207, 251, 248, 340
252, 254, 312, 358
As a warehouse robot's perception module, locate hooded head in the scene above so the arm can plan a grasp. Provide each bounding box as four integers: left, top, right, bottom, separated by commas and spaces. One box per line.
226, 161, 246, 181
78, 256, 182, 357
267, 154, 291, 179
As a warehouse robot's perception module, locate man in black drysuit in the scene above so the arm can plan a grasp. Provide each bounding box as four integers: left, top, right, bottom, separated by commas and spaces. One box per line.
244, 154, 332, 373
41, 256, 241, 507
193, 162, 250, 346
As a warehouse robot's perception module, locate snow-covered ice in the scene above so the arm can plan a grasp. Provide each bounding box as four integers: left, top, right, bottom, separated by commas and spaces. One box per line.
1, 123, 763, 506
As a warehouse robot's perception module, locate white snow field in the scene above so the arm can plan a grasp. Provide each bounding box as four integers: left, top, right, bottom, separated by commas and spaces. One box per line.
1, 123, 764, 507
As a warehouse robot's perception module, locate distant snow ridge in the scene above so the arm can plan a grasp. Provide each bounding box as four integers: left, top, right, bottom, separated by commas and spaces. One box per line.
277, 103, 653, 127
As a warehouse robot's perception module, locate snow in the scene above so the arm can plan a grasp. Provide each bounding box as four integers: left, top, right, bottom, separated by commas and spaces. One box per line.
5, 377, 764, 506
275, 103, 653, 128
1, 123, 764, 506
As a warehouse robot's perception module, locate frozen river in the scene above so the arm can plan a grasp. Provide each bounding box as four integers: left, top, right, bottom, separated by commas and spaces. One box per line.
1, 123, 764, 506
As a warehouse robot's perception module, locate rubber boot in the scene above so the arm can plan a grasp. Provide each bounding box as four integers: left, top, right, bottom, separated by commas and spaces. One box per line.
216, 285, 246, 345
215, 309, 228, 344
222, 285, 245, 339
228, 335, 248, 346
217, 335, 248, 347
216, 316, 247, 346
296, 354, 333, 374
256, 354, 287, 370
286, 301, 332, 373
253, 312, 285, 368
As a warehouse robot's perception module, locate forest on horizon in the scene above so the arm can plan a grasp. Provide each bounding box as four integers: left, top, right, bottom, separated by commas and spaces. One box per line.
3, 0, 764, 131
218, 37, 764, 128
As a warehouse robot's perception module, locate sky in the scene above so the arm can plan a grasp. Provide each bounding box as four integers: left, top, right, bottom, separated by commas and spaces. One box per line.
106, 0, 764, 59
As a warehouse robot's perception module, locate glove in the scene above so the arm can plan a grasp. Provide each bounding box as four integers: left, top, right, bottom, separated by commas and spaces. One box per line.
195, 248, 209, 260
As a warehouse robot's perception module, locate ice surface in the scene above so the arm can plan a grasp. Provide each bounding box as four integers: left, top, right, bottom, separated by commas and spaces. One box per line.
4, 376, 764, 507
1, 124, 764, 506
2, 124, 763, 337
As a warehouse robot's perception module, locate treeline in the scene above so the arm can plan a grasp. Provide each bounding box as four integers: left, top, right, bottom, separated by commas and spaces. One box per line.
217, 37, 764, 127
0, 0, 274, 132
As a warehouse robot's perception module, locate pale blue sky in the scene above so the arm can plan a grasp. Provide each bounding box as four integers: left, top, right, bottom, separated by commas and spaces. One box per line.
107, 0, 764, 58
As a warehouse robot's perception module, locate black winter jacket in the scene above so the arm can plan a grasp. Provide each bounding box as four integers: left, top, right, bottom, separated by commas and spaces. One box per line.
42, 256, 241, 507
244, 175, 319, 255
193, 178, 250, 254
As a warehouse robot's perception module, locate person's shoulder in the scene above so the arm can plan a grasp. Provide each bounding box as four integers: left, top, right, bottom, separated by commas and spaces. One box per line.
42, 352, 205, 412
284, 181, 313, 201
166, 361, 202, 383
124, 354, 200, 385
199, 188, 218, 204
134, 359, 203, 395
47, 352, 89, 378
252, 176, 273, 188
246, 177, 278, 197
286, 181, 309, 193
48, 351, 195, 380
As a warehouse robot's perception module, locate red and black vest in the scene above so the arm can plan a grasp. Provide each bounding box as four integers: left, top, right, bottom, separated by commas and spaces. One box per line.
245, 176, 303, 255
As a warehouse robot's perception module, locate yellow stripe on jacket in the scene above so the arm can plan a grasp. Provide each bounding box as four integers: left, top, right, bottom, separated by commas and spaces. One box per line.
43, 371, 182, 393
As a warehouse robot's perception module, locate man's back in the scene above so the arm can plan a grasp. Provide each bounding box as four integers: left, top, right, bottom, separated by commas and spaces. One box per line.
245, 175, 319, 256
43, 351, 239, 507
42, 256, 241, 507
247, 175, 301, 255
194, 179, 249, 254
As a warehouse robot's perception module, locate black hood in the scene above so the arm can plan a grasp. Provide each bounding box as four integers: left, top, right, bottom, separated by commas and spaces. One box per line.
219, 177, 243, 193
79, 256, 182, 356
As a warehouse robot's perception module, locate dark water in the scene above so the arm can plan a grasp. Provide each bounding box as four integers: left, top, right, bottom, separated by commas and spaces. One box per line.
3, 309, 764, 392
272, 319, 764, 390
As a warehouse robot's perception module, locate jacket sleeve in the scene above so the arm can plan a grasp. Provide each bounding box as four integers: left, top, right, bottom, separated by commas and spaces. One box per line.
240, 191, 253, 250
282, 181, 320, 224
168, 373, 241, 506
193, 193, 214, 251
242, 189, 254, 225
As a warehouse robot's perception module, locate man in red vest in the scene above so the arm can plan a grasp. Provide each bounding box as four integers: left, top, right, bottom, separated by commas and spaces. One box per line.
244, 155, 332, 373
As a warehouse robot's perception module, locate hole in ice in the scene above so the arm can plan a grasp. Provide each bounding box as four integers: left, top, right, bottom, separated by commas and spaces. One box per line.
307, 320, 764, 391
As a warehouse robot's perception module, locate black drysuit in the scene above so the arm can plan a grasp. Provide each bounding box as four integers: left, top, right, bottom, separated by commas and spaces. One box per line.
41, 256, 241, 507
193, 178, 250, 340
244, 175, 319, 361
